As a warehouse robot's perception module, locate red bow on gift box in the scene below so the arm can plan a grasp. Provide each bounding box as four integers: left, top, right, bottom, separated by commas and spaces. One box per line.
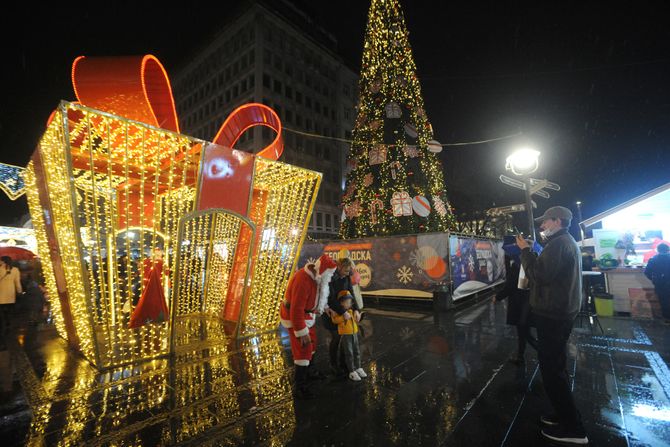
55, 54, 284, 221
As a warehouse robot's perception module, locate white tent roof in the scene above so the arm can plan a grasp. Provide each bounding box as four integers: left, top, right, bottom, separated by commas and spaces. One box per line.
581, 183, 670, 228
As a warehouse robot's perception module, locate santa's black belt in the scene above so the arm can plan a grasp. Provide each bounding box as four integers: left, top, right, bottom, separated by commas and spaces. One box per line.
283, 302, 316, 313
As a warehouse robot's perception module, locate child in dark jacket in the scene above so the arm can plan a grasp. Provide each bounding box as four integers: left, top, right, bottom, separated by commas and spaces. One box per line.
331, 291, 367, 381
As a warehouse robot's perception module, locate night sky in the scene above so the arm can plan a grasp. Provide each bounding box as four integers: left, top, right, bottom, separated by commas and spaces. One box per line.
2, 0, 668, 228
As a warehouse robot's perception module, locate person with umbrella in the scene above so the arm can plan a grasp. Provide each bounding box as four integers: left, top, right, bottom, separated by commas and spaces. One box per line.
0, 256, 23, 349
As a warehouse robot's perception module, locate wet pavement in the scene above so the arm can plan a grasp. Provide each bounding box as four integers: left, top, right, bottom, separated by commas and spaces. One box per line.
1, 298, 670, 446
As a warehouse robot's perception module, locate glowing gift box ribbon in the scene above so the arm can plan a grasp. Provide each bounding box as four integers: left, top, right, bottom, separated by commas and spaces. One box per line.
27, 55, 320, 368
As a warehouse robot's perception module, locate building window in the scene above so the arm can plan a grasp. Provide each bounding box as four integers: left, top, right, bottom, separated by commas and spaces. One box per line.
248, 74, 255, 88
263, 73, 271, 88
285, 86, 293, 99
273, 79, 282, 94
316, 212, 323, 228
305, 97, 312, 109
295, 91, 302, 104
325, 214, 331, 229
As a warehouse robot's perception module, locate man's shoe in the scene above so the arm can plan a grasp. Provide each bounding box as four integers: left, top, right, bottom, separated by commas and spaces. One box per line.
541, 425, 588, 445
348, 371, 362, 381
355, 368, 367, 378
540, 414, 560, 426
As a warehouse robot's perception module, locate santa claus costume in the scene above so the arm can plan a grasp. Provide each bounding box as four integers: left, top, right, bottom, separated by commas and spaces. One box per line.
280, 254, 337, 398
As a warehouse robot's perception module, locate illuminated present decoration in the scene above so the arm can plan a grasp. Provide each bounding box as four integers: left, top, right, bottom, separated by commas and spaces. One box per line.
26, 55, 321, 368
0, 162, 26, 200
368, 144, 387, 165
391, 191, 413, 216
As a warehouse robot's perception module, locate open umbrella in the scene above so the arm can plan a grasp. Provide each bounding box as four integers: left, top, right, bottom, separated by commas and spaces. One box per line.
0, 246, 36, 261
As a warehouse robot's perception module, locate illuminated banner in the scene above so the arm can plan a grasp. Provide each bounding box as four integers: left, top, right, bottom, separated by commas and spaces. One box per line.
449, 236, 505, 299
299, 233, 504, 300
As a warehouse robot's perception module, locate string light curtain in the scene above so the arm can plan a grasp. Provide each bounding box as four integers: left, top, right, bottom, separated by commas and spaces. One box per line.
27, 102, 321, 369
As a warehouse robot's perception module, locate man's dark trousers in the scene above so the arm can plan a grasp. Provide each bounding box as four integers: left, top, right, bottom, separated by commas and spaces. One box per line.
534, 314, 583, 430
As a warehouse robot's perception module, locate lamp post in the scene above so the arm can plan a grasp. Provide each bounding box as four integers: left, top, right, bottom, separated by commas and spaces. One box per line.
505, 148, 540, 240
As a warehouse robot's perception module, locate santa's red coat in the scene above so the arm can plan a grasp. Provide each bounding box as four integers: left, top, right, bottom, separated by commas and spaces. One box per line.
280, 265, 318, 337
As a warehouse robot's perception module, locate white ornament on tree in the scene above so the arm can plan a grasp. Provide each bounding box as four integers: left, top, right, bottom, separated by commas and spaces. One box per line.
391, 191, 412, 216
403, 145, 419, 158
433, 196, 448, 217
385, 102, 402, 119
412, 195, 431, 217
369, 145, 388, 165
427, 140, 442, 153
403, 123, 418, 139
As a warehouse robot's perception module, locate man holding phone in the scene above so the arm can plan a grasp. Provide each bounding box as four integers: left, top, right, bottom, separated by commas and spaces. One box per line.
516, 206, 587, 445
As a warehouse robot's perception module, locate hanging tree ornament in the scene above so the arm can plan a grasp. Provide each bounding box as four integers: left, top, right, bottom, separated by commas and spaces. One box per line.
368, 144, 387, 165
391, 191, 412, 216
369, 119, 383, 131
363, 173, 374, 187
385, 102, 402, 119
415, 107, 427, 120
344, 199, 362, 218
427, 139, 443, 153
412, 195, 431, 217
390, 161, 402, 180
370, 78, 382, 94
403, 145, 419, 158
396, 75, 408, 88
433, 196, 448, 217
403, 123, 418, 139
369, 198, 384, 224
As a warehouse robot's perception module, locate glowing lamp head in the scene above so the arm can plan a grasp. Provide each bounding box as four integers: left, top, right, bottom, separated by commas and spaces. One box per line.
505, 149, 540, 176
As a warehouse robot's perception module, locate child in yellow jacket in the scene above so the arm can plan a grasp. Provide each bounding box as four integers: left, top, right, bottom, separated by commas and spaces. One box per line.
331, 291, 367, 381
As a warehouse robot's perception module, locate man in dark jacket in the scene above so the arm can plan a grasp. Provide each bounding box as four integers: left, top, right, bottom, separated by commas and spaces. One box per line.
517, 206, 588, 445
645, 243, 670, 323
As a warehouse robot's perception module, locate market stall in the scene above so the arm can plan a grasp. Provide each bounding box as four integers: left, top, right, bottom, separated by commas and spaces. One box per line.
581, 182, 669, 317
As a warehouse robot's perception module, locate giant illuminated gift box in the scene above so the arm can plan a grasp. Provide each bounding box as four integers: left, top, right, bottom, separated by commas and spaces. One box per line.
25, 55, 321, 369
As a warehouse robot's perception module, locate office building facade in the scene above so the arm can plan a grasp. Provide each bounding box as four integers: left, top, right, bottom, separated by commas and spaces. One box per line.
173, 1, 358, 239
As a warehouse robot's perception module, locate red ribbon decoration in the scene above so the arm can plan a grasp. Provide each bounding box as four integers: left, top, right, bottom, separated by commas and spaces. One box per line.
64, 54, 284, 222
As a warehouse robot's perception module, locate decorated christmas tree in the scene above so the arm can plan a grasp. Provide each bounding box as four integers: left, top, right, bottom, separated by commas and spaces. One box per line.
339, 0, 456, 239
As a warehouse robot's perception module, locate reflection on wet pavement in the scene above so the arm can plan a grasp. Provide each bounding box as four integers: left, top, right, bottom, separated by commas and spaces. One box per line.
1, 300, 670, 446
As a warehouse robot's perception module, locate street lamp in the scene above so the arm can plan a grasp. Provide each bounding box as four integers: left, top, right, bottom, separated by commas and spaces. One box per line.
505, 148, 540, 239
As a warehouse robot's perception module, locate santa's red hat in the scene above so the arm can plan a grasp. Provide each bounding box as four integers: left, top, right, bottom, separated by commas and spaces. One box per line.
314, 254, 337, 313
316, 254, 337, 276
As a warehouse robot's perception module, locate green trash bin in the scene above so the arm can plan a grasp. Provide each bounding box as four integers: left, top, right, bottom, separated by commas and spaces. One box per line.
594, 293, 614, 317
